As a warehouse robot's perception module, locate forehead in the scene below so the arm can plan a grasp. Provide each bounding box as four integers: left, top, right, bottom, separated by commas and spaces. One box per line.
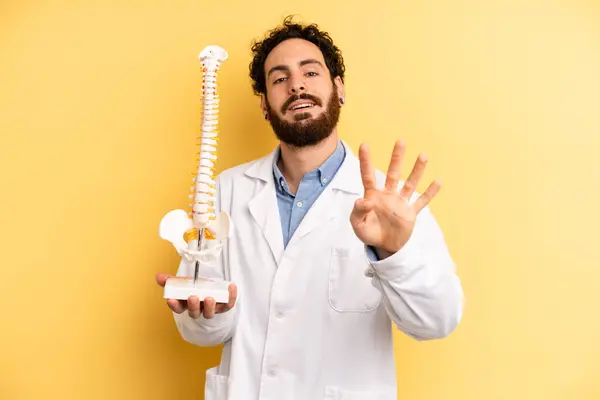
264, 38, 326, 71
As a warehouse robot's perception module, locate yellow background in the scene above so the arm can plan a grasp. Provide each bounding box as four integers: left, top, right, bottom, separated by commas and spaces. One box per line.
2, 0, 599, 399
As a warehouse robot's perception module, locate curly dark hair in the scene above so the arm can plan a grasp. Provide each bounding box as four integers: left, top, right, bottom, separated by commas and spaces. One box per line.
249, 15, 346, 96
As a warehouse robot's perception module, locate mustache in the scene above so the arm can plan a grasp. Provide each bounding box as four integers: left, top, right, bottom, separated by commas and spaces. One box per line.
281, 93, 322, 114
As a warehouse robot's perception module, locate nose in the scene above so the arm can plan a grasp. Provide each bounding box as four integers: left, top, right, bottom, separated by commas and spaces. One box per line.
290, 84, 306, 94
288, 74, 306, 94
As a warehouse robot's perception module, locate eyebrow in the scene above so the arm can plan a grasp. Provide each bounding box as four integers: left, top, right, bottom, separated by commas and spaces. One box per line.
267, 59, 324, 79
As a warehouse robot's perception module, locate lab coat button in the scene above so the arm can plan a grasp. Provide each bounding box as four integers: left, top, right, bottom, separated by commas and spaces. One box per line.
275, 309, 284, 318
267, 369, 277, 377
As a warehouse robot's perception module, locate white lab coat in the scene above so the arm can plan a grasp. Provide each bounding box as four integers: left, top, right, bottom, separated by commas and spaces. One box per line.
172, 140, 464, 400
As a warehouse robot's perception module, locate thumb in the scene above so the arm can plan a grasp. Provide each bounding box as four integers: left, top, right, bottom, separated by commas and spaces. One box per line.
350, 198, 374, 225
156, 272, 172, 287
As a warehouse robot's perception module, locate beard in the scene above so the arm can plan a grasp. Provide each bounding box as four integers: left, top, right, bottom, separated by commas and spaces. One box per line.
265, 88, 341, 148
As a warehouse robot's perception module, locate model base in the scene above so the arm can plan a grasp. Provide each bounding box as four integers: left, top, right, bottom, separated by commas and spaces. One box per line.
163, 276, 230, 303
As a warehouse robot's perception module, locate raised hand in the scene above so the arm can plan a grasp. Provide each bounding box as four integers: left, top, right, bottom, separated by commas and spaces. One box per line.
155, 273, 237, 319
350, 140, 441, 255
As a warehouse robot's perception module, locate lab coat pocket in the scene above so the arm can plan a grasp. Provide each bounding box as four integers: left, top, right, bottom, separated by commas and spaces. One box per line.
328, 247, 381, 313
204, 366, 230, 400
324, 385, 397, 400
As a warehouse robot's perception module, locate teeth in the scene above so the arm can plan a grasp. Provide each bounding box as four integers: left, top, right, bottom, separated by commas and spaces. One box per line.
291, 103, 313, 110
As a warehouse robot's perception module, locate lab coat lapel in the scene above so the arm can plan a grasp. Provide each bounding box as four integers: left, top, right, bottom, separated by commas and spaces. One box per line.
246, 151, 285, 265
287, 140, 364, 248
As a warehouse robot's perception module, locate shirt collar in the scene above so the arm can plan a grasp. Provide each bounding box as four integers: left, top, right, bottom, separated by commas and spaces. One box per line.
317, 139, 345, 185
272, 148, 289, 194
272, 139, 346, 193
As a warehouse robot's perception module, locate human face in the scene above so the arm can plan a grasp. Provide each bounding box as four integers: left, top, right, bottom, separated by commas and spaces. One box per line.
261, 38, 344, 147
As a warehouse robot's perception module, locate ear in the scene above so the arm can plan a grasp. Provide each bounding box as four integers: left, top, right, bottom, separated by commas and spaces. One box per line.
260, 93, 269, 119
260, 93, 267, 113
334, 76, 345, 103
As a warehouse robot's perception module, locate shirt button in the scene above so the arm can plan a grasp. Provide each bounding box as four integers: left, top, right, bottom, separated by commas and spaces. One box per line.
275, 309, 284, 318
267, 369, 277, 377
296, 201, 303, 207
322, 178, 328, 183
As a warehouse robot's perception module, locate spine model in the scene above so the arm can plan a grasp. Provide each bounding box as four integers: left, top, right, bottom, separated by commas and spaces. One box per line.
189, 46, 224, 231
159, 45, 233, 296
185, 46, 228, 284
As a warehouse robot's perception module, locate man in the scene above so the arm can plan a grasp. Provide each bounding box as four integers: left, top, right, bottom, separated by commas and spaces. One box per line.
156, 16, 464, 400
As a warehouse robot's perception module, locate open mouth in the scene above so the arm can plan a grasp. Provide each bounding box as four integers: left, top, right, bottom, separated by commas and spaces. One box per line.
288, 101, 316, 112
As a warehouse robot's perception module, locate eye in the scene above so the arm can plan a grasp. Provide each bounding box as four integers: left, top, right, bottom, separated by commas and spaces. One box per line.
306, 71, 318, 77
273, 77, 287, 84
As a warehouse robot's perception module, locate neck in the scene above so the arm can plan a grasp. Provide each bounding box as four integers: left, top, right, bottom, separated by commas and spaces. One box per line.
277, 131, 339, 194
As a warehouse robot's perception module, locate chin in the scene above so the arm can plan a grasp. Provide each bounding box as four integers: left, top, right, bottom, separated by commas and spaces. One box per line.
290, 110, 318, 122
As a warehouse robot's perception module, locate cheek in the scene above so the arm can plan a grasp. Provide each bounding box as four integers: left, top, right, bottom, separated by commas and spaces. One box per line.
267, 90, 287, 110
314, 84, 332, 101
316, 90, 332, 107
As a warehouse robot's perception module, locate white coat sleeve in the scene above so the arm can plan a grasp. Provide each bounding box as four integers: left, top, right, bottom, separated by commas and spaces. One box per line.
365, 205, 464, 341
172, 175, 238, 347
